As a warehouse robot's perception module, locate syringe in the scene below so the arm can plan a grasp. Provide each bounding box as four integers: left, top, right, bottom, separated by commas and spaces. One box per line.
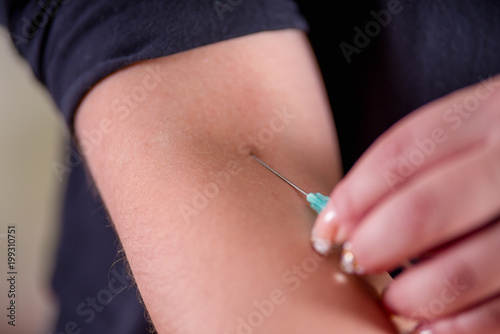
250, 154, 329, 214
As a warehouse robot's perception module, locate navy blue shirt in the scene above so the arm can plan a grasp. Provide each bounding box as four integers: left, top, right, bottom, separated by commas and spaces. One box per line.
1, 0, 500, 333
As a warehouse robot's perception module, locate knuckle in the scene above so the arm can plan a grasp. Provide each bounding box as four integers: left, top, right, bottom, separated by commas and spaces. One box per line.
442, 258, 477, 299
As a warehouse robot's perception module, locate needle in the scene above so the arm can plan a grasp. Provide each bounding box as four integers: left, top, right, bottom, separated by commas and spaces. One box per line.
251, 156, 413, 289
251, 154, 308, 196
251, 154, 329, 214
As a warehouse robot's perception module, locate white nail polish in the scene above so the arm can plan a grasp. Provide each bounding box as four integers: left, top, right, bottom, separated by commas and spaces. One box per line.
323, 209, 336, 224
312, 237, 333, 255
340, 242, 364, 274
419, 330, 433, 334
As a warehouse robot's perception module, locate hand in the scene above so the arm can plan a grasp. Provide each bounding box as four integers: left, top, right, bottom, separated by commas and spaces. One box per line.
311, 74, 500, 333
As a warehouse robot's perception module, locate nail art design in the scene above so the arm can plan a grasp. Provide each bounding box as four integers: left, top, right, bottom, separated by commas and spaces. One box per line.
340, 242, 364, 274
418, 330, 433, 334
311, 236, 334, 255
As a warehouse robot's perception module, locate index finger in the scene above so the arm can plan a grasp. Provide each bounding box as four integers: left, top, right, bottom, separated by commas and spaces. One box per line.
311, 74, 500, 251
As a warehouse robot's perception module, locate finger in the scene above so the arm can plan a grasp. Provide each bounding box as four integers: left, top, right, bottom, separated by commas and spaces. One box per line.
348, 133, 500, 271
383, 220, 500, 320
311, 75, 500, 244
311, 206, 340, 254
416, 293, 500, 334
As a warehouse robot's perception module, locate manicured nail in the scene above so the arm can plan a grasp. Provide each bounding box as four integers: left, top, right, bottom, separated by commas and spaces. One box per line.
340, 242, 364, 274
311, 205, 341, 240
311, 236, 333, 255
335, 223, 348, 244
390, 316, 420, 334
311, 208, 338, 255
418, 330, 433, 334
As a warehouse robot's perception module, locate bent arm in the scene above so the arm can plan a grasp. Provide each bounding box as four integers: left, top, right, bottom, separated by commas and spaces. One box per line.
75, 29, 396, 333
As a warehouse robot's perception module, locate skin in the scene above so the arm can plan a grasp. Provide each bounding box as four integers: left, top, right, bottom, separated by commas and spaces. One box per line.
312, 74, 500, 333
75, 29, 398, 333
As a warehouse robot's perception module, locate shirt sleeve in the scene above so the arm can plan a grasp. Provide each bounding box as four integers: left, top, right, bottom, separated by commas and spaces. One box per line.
0, 0, 308, 132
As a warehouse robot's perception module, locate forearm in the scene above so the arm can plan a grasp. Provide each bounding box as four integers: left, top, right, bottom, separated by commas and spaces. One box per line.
75, 30, 396, 333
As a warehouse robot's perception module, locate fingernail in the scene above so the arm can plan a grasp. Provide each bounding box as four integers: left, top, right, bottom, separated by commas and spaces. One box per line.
335, 223, 348, 244
311, 236, 333, 255
418, 330, 433, 334
340, 242, 364, 274
391, 316, 421, 334
312, 205, 340, 238
311, 208, 339, 255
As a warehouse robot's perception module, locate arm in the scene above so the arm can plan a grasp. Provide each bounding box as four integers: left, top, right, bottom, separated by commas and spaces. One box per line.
75, 29, 396, 333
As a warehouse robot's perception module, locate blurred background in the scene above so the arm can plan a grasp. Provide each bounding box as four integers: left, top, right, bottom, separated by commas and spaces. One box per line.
0, 27, 65, 333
